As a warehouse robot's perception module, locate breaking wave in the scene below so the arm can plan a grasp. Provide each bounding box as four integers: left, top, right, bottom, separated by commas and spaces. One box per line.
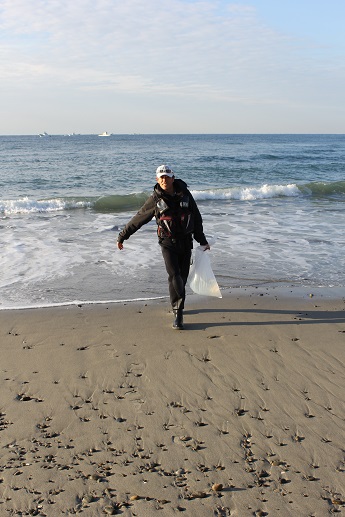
1, 181, 344, 215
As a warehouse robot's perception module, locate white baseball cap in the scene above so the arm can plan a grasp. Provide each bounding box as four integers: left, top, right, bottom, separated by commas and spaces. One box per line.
156, 164, 174, 178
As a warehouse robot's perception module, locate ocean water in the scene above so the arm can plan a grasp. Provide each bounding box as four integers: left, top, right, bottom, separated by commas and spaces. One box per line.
1, 133, 345, 309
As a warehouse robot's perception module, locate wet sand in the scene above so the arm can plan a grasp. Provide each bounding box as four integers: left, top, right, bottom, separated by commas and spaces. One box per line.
0, 288, 345, 516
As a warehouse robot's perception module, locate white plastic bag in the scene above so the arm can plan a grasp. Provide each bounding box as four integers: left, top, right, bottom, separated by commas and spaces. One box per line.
188, 243, 222, 298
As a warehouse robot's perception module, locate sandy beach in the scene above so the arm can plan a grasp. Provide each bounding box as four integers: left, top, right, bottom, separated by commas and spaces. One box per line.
0, 288, 344, 516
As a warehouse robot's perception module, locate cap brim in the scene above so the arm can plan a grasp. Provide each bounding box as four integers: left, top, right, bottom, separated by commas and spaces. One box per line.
156, 172, 174, 178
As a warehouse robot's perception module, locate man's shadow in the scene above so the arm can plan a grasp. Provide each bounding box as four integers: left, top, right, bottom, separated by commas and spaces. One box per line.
184, 307, 345, 329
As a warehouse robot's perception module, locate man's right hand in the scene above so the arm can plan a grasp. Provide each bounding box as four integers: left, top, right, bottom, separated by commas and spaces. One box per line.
117, 242, 124, 250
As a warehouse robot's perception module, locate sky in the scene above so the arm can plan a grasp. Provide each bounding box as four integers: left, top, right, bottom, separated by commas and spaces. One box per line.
1, 0, 345, 134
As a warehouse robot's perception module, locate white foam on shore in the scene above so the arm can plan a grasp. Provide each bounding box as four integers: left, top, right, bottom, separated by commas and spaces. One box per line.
0, 296, 168, 311
1, 286, 344, 312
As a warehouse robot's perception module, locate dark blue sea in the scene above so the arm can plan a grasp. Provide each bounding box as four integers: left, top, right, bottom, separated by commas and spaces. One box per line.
1, 133, 344, 308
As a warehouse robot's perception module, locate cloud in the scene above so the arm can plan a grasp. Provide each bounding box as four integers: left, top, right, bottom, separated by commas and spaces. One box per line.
0, 2, 280, 87
0, 0, 344, 109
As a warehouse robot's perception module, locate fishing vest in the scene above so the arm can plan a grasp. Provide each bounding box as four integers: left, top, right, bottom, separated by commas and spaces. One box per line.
154, 192, 194, 239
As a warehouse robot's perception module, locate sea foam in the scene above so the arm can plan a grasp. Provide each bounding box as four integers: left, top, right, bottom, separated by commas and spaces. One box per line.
191, 183, 300, 201
0, 197, 93, 215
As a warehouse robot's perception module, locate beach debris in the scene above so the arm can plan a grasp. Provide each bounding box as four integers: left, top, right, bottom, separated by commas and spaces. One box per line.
187, 490, 208, 499
0, 411, 13, 431
174, 468, 187, 476
303, 474, 319, 482
255, 470, 272, 487
71, 404, 82, 410
214, 505, 231, 516
82, 494, 95, 505
258, 470, 270, 478
88, 473, 104, 482
169, 400, 184, 408
279, 472, 291, 484
156, 498, 170, 505
115, 417, 126, 422
331, 497, 345, 506
322, 489, 345, 510
16, 393, 43, 402
293, 432, 305, 442
212, 483, 223, 492
269, 459, 284, 467
187, 439, 203, 451
179, 435, 191, 442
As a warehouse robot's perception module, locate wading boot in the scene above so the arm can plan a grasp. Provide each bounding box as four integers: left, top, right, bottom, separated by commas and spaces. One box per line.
172, 309, 184, 330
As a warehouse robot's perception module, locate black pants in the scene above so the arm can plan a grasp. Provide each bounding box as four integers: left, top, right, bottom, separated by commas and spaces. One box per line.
160, 238, 192, 311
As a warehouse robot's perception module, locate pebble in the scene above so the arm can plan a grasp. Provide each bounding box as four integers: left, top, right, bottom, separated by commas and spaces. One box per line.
89, 473, 103, 481
212, 483, 223, 492
82, 494, 94, 505
332, 498, 345, 505
190, 491, 207, 499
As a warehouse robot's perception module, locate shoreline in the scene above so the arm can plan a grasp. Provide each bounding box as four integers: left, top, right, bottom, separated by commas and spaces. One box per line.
1, 288, 345, 515
1, 285, 344, 312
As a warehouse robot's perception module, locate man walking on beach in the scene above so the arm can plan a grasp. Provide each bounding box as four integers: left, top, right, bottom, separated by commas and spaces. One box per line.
117, 165, 210, 330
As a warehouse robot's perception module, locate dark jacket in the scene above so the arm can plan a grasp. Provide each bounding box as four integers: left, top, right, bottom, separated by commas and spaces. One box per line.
117, 179, 208, 246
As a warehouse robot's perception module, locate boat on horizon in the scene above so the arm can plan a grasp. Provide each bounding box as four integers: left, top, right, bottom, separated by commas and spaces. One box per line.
98, 131, 111, 137
38, 132, 50, 137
